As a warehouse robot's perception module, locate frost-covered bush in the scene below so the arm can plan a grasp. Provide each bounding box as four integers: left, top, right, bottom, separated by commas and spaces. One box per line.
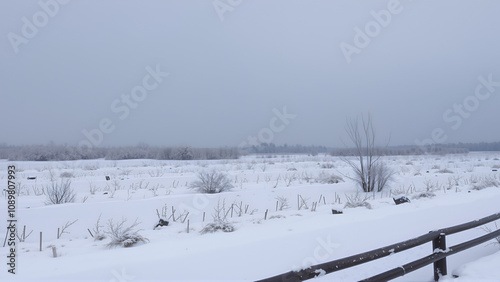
200, 199, 235, 234
472, 175, 500, 190
412, 191, 436, 199
344, 193, 371, 209
320, 163, 335, 169
200, 222, 235, 234
482, 223, 500, 246
105, 218, 149, 248
189, 170, 233, 194
92, 214, 106, 241
60, 171, 74, 178
45, 179, 76, 205
316, 172, 344, 184
275, 196, 290, 211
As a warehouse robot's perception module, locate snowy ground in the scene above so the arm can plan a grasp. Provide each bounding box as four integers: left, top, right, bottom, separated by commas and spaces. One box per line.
1, 152, 500, 281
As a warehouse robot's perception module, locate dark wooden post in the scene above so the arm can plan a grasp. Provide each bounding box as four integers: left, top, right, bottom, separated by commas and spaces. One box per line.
433, 233, 447, 281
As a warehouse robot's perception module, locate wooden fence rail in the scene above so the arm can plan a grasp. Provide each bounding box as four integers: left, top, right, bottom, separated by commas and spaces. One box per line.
257, 212, 500, 282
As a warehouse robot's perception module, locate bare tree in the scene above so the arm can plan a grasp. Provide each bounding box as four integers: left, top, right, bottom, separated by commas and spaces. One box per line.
341, 115, 392, 192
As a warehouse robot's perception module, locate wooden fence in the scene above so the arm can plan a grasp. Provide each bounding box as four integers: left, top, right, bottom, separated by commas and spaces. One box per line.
257, 212, 500, 282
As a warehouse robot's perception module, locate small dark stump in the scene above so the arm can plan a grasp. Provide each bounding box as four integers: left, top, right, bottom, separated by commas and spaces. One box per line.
154, 219, 169, 229
27, 176, 37, 180
493, 169, 498, 172
332, 209, 343, 215
393, 196, 410, 205
105, 176, 111, 181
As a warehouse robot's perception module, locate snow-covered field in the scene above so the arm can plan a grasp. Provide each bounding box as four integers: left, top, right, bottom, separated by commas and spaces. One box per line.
1, 152, 500, 281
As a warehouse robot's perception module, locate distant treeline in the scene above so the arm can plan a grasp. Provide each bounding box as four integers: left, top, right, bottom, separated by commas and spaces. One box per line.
330, 146, 469, 156
1, 141, 499, 161
442, 141, 500, 152
331, 141, 500, 156
241, 143, 330, 155
0, 144, 239, 161
243, 142, 500, 156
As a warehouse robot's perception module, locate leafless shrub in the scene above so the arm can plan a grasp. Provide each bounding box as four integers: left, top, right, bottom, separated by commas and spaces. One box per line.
92, 214, 106, 241
283, 173, 297, 187
200, 222, 235, 234
437, 168, 454, 174
390, 185, 407, 196
413, 166, 422, 176
451, 175, 462, 186
45, 179, 76, 205
275, 196, 290, 211
300, 171, 314, 183
246, 161, 256, 170
431, 165, 441, 170
344, 192, 371, 209
472, 175, 500, 190
110, 179, 122, 191
423, 179, 436, 192
15, 226, 33, 242
105, 218, 149, 248
120, 169, 132, 176
316, 172, 344, 184
264, 174, 272, 183
400, 166, 410, 175
14, 180, 26, 196
148, 168, 165, 177
149, 183, 163, 197
60, 171, 74, 178
481, 222, 500, 246
412, 191, 436, 200
189, 170, 233, 194
260, 163, 267, 172
88, 182, 99, 195
83, 164, 99, 171
321, 163, 335, 169
57, 219, 78, 239
32, 185, 44, 196
200, 199, 235, 234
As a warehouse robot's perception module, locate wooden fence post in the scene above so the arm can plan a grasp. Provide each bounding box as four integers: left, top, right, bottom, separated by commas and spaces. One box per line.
433, 233, 447, 281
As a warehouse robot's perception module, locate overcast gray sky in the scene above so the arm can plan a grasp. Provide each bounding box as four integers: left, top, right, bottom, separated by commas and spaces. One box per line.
1, 0, 500, 148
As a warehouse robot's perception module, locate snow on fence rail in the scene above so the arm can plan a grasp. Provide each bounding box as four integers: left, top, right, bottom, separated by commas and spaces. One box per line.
257, 212, 500, 282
